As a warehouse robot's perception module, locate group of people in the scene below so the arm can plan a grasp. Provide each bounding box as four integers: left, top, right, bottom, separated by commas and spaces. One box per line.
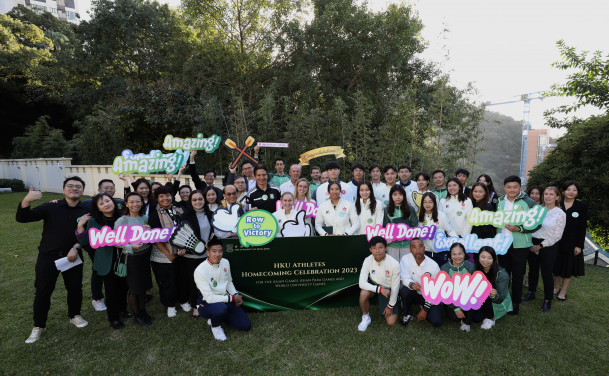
16, 148, 588, 342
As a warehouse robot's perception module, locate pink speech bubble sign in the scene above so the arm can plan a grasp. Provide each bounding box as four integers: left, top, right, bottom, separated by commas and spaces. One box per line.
421, 271, 492, 311
365, 224, 436, 242
88, 225, 175, 249
275, 200, 318, 218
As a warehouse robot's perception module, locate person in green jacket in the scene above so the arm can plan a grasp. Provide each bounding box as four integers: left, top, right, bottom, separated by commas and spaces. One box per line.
77, 193, 130, 330
496, 175, 541, 316
269, 158, 290, 187
441, 243, 476, 331
431, 169, 448, 201
382, 185, 418, 262
474, 246, 512, 330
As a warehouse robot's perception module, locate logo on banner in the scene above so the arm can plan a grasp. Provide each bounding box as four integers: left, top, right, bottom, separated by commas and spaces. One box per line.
421, 271, 492, 311
237, 210, 278, 247
433, 233, 513, 255
365, 224, 436, 242
468, 205, 548, 229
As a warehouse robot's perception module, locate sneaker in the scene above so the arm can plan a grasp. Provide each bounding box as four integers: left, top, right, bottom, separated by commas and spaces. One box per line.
25, 327, 46, 343
167, 307, 177, 318
92, 299, 107, 311
211, 326, 227, 341
399, 315, 413, 327
358, 314, 372, 332
460, 320, 471, 332
70, 315, 88, 328
481, 318, 495, 330
180, 302, 192, 312
207, 319, 212, 326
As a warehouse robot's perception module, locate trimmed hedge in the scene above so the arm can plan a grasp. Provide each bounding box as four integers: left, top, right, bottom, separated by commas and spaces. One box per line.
0, 179, 26, 192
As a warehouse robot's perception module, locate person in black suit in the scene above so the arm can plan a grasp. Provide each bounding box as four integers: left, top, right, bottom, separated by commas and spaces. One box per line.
553, 181, 588, 301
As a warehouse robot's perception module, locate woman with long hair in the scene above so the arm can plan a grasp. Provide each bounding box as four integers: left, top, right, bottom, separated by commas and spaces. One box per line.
476, 174, 498, 210
77, 193, 129, 329
382, 184, 418, 261
355, 181, 383, 236
474, 246, 512, 330
522, 187, 566, 312
418, 192, 456, 266
441, 243, 476, 331
526, 185, 543, 205
315, 181, 360, 236
203, 186, 219, 213
553, 181, 588, 301
440, 177, 474, 237
114, 192, 154, 326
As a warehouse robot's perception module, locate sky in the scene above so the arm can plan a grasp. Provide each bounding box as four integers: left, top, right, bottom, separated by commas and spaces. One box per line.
79, 0, 608, 138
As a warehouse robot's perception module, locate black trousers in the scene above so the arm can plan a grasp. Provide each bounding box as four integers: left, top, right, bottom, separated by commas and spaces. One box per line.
445, 305, 473, 325
528, 238, 559, 301
399, 287, 443, 327
33, 252, 83, 328
471, 298, 494, 322
498, 245, 528, 304
101, 271, 128, 322
86, 249, 104, 301
180, 257, 205, 307
150, 261, 182, 308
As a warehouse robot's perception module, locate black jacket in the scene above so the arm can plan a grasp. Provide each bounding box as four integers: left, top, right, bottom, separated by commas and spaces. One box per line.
471, 201, 496, 239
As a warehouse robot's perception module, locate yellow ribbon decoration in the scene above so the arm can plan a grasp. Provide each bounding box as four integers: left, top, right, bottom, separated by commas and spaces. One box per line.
299, 146, 346, 166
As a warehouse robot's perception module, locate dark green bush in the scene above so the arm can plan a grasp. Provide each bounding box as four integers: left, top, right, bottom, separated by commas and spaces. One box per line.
0, 179, 26, 192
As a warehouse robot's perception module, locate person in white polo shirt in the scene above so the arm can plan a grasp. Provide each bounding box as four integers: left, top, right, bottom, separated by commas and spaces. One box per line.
398, 238, 443, 328
314, 161, 354, 206
358, 236, 400, 331
315, 181, 360, 236
369, 164, 389, 208
347, 163, 366, 202
279, 164, 302, 195
194, 238, 251, 341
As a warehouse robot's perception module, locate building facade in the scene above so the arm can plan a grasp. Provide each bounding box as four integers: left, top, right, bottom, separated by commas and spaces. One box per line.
526, 129, 555, 177
1, 0, 81, 23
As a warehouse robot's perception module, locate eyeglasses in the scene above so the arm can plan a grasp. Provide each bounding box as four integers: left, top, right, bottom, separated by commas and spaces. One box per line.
66, 185, 83, 189
205, 175, 215, 179
242, 167, 253, 171
192, 198, 204, 202
225, 192, 237, 196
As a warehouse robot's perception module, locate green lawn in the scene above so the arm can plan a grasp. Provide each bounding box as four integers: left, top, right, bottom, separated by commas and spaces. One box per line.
1, 192, 608, 375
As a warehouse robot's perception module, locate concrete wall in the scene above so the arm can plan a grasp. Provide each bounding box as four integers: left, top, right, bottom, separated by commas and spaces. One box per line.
0, 158, 224, 198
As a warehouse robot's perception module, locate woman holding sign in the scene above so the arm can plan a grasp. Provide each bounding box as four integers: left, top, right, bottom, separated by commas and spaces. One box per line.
274, 192, 312, 237
382, 185, 418, 261
473, 246, 512, 329
355, 181, 383, 236
77, 193, 129, 330
178, 190, 213, 317
114, 192, 154, 326
440, 178, 474, 237
440, 243, 476, 332
553, 181, 588, 301
523, 187, 566, 312
418, 192, 457, 266
315, 182, 360, 236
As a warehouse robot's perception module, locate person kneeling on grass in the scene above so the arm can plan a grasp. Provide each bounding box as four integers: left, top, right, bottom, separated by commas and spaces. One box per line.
472, 246, 512, 330
398, 238, 443, 328
357, 236, 400, 331
194, 238, 251, 341
440, 243, 476, 332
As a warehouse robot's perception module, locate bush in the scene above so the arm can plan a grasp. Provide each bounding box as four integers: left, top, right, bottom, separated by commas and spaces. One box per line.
0, 179, 26, 192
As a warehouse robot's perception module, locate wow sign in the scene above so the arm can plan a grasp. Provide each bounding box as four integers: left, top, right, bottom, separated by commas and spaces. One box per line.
468, 205, 548, 229
112, 149, 189, 175
275, 200, 318, 218
421, 271, 492, 311
88, 225, 175, 249
237, 210, 278, 247
365, 224, 436, 242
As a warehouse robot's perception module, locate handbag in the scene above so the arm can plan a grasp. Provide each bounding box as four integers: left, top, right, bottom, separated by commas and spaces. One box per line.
114, 249, 128, 277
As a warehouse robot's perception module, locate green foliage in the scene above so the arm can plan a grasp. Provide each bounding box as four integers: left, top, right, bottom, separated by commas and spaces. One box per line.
528, 114, 609, 248
11, 116, 77, 160
0, 178, 26, 191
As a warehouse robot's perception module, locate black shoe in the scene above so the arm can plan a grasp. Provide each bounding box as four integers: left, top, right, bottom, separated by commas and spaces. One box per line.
541, 301, 551, 312
142, 312, 155, 323
557, 294, 567, 301
508, 304, 519, 316
399, 315, 413, 327
119, 311, 133, 319
133, 316, 152, 327
522, 292, 536, 302
110, 320, 125, 329
145, 294, 153, 304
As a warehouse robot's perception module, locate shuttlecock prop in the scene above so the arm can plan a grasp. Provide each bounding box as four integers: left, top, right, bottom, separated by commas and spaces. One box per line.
169, 221, 206, 255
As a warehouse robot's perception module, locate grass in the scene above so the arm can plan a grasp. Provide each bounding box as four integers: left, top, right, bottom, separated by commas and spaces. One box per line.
1, 192, 608, 375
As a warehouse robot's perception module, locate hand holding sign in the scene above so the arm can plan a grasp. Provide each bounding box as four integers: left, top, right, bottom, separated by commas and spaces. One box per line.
212, 204, 241, 232
280, 210, 311, 237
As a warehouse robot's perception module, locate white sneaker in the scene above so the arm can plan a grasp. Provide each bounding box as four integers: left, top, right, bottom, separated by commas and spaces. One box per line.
25, 327, 46, 343
207, 319, 212, 326
180, 302, 192, 312
167, 307, 177, 318
69, 315, 88, 328
460, 320, 471, 332
92, 299, 107, 311
358, 314, 372, 332
211, 326, 227, 341
481, 318, 495, 330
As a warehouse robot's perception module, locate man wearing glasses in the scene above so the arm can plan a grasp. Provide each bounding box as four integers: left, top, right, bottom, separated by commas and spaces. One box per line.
16, 176, 90, 343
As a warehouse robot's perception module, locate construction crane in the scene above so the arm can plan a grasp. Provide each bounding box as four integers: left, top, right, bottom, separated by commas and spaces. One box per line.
485, 91, 545, 185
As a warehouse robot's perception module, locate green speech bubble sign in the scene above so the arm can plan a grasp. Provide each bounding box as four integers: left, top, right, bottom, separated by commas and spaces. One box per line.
468, 205, 548, 230
237, 210, 278, 247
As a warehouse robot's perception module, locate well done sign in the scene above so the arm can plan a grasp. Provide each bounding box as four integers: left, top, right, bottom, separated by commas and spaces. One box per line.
88, 225, 175, 249
365, 224, 436, 242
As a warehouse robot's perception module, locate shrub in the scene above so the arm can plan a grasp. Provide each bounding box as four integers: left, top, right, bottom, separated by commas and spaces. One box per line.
0, 179, 26, 192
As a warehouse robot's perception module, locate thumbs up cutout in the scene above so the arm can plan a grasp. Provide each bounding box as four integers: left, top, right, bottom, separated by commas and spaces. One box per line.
212, 204, 241, 232
280, 210, 311, 237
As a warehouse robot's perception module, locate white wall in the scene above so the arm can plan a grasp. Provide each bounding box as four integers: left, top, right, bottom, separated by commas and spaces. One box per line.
0, 158, 225, 198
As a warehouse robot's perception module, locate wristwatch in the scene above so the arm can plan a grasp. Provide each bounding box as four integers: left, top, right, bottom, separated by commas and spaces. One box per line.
72, 245, 80, 251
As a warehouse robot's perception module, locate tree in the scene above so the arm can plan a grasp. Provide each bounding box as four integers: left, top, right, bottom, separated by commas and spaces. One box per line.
11, 116, 77, 160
